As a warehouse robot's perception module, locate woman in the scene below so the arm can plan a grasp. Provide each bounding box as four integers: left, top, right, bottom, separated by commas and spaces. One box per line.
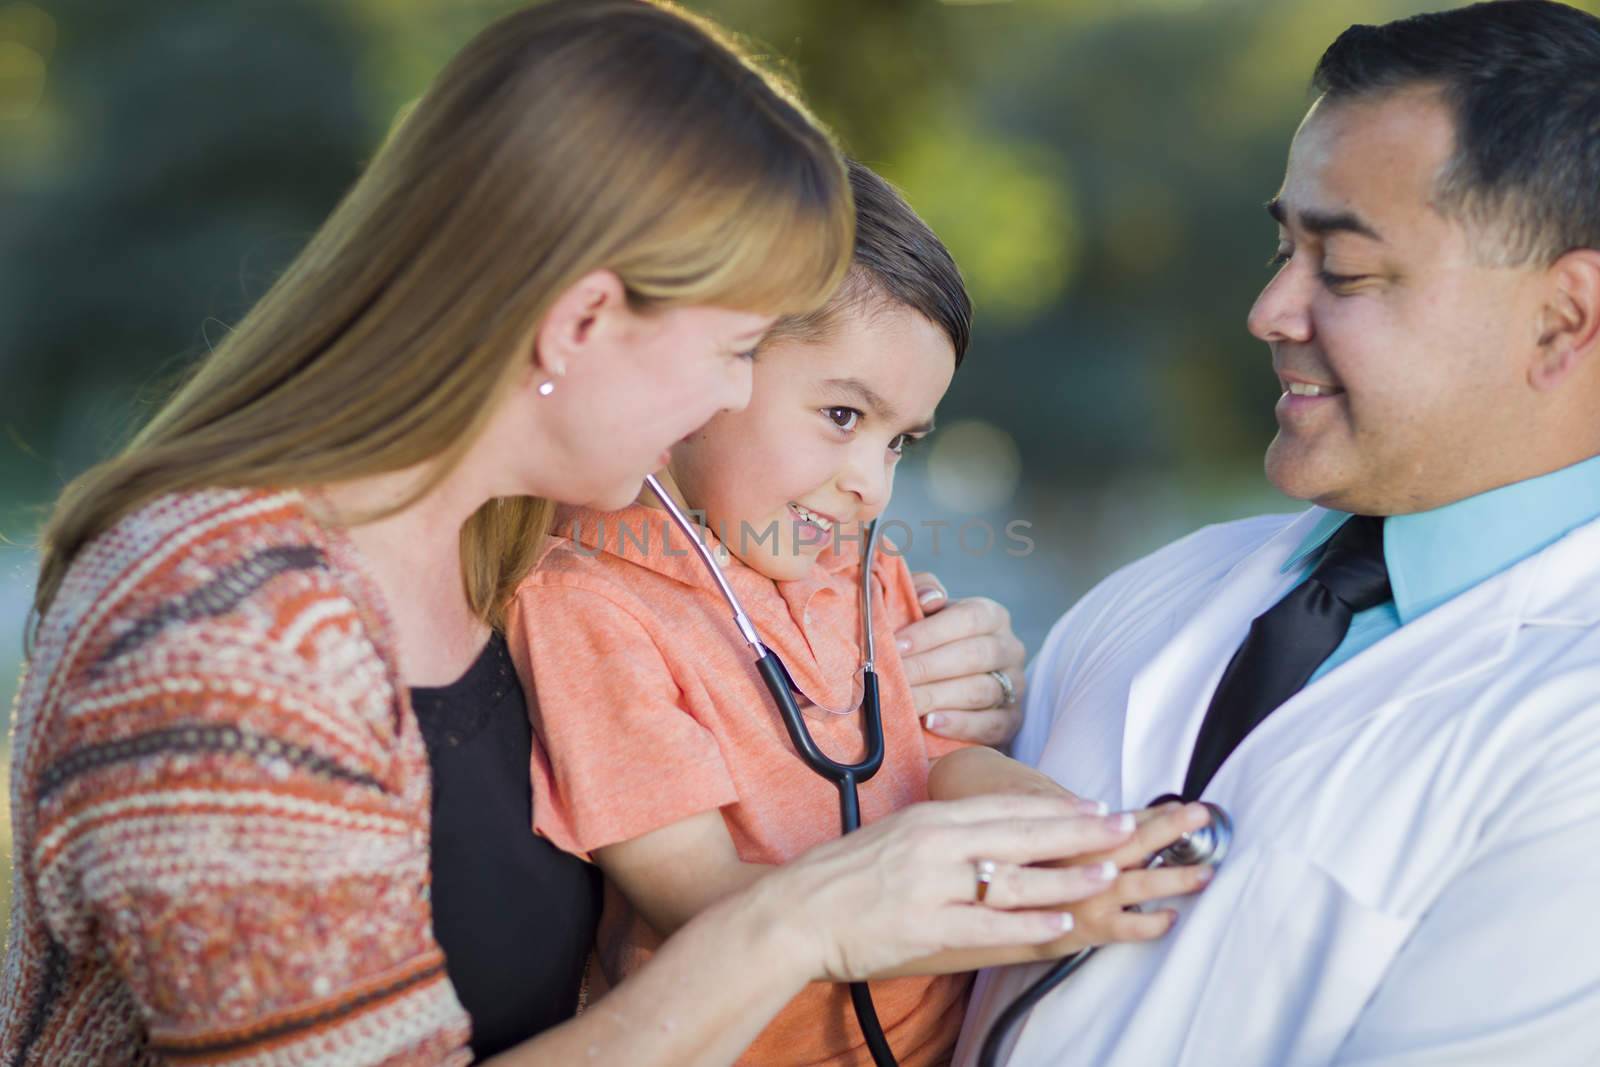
1, 3, 1202, 1064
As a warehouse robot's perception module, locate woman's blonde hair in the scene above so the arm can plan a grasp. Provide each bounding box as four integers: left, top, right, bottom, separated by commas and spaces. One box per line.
32, 0, 853, 633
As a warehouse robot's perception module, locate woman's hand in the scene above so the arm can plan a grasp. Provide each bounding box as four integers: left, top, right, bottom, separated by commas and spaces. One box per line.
1038, 801, 1216, 954
753, 794, 1138, 983
897, 572, 1026, 748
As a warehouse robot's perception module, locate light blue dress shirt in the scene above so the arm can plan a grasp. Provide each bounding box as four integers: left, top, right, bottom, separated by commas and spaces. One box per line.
1283, 453, 1600, 682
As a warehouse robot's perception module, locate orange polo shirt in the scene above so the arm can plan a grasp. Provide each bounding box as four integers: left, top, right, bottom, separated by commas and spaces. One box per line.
507, 502, 974, 1066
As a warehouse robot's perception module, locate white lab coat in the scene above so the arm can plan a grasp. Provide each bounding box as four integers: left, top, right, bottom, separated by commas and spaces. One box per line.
955, 507, 1600, 1067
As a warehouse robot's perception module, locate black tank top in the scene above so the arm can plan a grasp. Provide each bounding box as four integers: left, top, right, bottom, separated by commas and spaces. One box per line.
410, 631, 601, 1059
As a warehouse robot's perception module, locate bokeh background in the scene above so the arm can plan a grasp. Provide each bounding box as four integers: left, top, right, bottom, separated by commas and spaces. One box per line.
5, 0, 1590, 929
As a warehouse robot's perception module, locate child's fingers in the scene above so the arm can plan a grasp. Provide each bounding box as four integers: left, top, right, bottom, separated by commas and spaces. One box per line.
1100, 802, 1214, 870
1042, 801, 1210, 870
1109, 865, 1214, 908
1096, 907, 1179, 944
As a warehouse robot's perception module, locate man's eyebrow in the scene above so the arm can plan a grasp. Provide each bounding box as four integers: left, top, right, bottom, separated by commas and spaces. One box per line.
822, 377, 935, 435
1266, 198, 1384, 242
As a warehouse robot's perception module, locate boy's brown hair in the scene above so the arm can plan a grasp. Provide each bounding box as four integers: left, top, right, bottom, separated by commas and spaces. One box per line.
771, 159, 972, 366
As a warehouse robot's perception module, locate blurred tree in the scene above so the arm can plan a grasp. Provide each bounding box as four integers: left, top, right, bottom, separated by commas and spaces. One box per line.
0, 0, 371, 516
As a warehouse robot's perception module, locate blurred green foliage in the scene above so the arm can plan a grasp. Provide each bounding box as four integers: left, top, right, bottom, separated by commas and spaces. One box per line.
21, 0, 1600, 528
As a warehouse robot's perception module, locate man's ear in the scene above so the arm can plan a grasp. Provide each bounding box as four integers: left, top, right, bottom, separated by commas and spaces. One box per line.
1531, 249, 1600, 391
531, 269, 629, 380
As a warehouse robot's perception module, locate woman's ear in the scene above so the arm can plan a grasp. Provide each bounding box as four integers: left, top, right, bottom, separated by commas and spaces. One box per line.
1531, 249, 1600, 391
532, 269, 629, 380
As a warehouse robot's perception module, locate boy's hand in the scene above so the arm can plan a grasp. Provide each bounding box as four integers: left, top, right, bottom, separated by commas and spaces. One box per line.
1039, 802, 1216, 952
897, 572, 1026, 748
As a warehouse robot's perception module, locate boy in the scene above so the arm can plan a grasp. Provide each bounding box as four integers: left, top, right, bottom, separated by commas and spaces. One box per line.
509, 161, 1209, 1065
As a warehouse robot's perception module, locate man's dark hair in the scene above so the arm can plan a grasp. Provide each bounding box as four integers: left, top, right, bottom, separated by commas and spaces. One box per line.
770, 159, 972, 366
1312, 0, 1600, 265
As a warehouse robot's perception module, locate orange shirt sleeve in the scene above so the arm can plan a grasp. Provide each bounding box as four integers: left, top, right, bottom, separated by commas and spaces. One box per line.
508, 580, 739, 858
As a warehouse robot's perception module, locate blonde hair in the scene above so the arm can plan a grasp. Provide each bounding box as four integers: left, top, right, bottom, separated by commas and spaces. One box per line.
33, 0, 852, 633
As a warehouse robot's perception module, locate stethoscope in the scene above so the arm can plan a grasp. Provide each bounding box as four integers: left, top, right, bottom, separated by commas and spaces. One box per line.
646, 474, 1234, 1067
974, 795, 1232, 1067
646, 475, 899, 1065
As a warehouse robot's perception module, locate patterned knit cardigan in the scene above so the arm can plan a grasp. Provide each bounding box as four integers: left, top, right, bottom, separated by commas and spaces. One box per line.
0, 489, 473, 1065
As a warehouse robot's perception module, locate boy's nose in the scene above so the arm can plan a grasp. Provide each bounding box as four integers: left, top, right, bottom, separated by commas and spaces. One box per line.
838, 453, 891, 514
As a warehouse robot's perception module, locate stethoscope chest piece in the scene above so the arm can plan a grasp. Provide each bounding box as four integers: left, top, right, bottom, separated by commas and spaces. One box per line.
1150, 801, 1232, 869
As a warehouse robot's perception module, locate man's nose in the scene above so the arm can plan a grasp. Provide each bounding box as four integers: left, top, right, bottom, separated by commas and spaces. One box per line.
1247, 261, 1314, 345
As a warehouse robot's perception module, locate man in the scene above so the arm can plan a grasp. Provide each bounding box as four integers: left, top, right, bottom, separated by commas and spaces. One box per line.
955, 2, 1600, 1064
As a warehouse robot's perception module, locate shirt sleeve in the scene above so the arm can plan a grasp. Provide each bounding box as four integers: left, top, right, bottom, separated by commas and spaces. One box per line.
30, 626, 472, 1066
1330, 677, 1600, 1066
508, 580, 739, 858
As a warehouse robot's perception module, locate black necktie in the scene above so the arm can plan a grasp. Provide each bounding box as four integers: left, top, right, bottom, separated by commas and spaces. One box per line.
1181, 514, 1391, 800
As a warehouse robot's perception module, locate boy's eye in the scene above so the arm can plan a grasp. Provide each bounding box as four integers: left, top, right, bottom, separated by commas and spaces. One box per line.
823, 406, 861, 431
888, 433, 925, 456
734, 347, 759, 362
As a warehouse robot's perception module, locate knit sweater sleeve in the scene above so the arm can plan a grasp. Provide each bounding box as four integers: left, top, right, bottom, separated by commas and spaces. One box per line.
18, 530, 472, 1065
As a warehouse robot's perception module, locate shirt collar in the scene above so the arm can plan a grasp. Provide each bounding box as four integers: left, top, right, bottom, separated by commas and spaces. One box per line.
1281, 453, 1600, 623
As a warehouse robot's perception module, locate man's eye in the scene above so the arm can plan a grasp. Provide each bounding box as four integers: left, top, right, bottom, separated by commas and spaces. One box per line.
1319, 270, 1368, 289
1266, 250, 1291, 269
733, 347, 759, 362
824, 407, 861, 431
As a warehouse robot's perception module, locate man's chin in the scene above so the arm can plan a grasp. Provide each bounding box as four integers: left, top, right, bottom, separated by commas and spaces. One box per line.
1264, 437, 1347, 504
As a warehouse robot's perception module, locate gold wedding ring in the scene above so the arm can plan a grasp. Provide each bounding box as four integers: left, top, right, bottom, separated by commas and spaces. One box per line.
975, 858, 997, 904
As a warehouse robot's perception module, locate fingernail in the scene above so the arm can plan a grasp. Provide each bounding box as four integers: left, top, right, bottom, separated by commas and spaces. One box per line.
1057, 913, 1076, 932
1075, 798, 1110, 816
918, 588, 945, 606
923, 713, 943, 732
1107, 812, 1136, 833
897, 638, 911, 653
1196, 866, 1215, 883
1089, 861, 1118, 882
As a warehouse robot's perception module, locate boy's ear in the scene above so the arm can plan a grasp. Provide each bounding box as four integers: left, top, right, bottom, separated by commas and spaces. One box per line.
532, 270, 629, 379
1531, 249, 1600, 390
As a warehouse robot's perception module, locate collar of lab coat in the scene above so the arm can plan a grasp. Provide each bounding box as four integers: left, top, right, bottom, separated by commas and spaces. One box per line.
1119, 505, 1600, 810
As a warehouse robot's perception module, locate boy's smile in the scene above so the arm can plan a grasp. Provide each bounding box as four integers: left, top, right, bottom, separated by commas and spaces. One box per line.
661, 300, 956, 582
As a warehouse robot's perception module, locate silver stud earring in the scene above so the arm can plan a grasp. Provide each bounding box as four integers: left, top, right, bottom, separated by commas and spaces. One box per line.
537, 380, 556, 397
